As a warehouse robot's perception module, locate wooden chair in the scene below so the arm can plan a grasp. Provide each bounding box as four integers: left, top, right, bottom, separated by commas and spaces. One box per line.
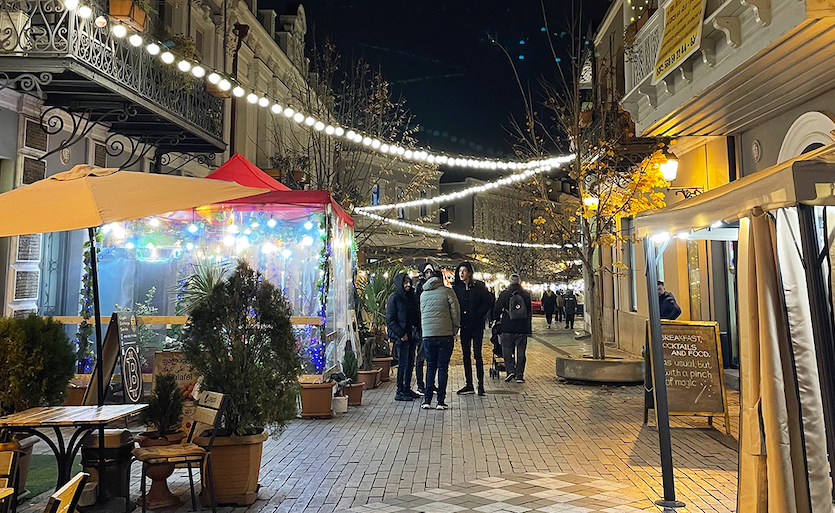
42, 472, 89, 513
0, 444, 19, 513
133, 391, 227, 513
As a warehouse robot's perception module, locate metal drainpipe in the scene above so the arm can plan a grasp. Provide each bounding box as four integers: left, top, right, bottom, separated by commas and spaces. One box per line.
229, 23, 249, 156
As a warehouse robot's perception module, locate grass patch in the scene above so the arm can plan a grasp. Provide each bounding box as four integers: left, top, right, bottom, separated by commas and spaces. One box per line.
21, 455, 81, 502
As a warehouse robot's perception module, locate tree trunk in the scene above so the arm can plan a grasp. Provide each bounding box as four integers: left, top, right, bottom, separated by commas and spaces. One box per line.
584, 250, 606, 360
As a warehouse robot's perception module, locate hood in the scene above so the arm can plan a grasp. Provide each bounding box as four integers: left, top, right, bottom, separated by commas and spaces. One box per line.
454, 261, 475, 288
422, 263, 435, 274
422, 276, 444, 290
393, 272, 411, 295
564, 290, 575, 297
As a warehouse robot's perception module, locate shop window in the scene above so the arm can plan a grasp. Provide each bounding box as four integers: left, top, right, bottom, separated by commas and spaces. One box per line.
687, 240, 702, 319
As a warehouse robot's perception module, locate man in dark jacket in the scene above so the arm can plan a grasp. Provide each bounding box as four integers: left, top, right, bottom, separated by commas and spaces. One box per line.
493, 274, 532, 384
563, 289, 577, 329
541, 289, 558, 329
658, 281, 682, 320
386, 272, 422, 401
453, 261, 493, 396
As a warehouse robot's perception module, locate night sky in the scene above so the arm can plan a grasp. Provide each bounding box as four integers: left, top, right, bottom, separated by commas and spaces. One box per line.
264, 0, 612, 178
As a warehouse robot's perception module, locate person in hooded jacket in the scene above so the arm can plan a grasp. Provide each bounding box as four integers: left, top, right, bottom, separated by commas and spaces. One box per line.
420, 270, 460, 410
563, 289, 578, 329
493, 274, 532, 383
386, 272, 422, 401
411, 263, 436, 393
541, 288, 558, 328
453, 261, 493, 396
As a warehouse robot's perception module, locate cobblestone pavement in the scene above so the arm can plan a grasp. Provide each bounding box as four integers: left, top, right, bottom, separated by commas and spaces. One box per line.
20, 317, 739, 513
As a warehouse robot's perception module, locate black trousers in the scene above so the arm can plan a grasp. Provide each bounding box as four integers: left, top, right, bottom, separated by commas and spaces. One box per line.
545, 312, 553, 325
556, 306, 564, 322
460, 329, 484, 387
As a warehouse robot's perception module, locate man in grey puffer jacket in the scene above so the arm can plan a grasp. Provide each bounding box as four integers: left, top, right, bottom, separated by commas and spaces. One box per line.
419, 270, 460, 410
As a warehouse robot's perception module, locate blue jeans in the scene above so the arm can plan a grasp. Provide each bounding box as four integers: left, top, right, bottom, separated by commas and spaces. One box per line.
423, 336, 454, 404
396, 331, 418, 394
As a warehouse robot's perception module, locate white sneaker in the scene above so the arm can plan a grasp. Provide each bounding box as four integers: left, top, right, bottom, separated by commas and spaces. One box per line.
436, 403, 449, 410
420, 402, 432, 409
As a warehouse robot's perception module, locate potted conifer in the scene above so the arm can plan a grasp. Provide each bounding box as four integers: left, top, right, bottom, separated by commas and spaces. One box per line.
342, 351, 363, 406
181, 261, 302, 506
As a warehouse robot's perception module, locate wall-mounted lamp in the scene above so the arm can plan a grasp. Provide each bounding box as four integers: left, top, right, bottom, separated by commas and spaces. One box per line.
660, 149, 703, 198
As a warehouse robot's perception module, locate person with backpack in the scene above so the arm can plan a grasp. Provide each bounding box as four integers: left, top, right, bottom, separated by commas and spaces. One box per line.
493, 273, 532, 383
453, 261, 493, 396
420, 270, 460, 410
386, 272, 422, 401
563, 289, 578, 329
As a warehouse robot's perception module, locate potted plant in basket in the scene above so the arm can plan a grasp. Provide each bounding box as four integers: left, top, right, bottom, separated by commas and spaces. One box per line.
329, 373, 351, 414
109, 0, 155, 31
134, 373, 185, 509
181, 261, 302, 506
0, 315, 75, 499
342, 350, 363, 406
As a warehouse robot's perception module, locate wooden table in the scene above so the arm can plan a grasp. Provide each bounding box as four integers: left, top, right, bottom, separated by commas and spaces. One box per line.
0, 405, 147, 488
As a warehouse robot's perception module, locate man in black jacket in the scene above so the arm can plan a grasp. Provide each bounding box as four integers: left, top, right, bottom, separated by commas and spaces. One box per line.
386, 272, 422, 401
493, 274, 532, 383
453, 261, 493, 396
658, 281, 682, 320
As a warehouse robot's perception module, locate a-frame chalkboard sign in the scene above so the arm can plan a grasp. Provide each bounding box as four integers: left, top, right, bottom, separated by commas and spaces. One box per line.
82, 311, 144, 405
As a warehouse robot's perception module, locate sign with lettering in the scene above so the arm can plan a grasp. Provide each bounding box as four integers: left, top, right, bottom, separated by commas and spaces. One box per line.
82, 312, 142, 405
652, 0, 707, 84
153, 351, 198, 431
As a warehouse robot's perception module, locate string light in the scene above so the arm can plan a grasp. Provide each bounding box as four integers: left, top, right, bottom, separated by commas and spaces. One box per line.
67, 1, 578, 172
358, 211, 572, 249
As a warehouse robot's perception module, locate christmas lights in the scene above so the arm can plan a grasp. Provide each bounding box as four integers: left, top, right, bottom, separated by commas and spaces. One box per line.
358, 211, 574, 249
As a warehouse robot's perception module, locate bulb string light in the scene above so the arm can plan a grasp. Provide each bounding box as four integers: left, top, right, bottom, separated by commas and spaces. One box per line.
61, 0, 574, 172
355, 156, 574, 213
358, 211, 575, 249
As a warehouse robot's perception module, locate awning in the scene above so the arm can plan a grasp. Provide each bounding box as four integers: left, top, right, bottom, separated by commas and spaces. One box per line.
635, 149, 835, 238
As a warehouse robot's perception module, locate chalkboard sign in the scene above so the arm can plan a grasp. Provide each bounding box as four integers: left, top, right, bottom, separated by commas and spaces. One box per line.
82, 312, 144, 405
645, 320, 730, 433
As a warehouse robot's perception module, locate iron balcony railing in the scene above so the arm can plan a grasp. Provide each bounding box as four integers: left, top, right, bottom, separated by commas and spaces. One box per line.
0, 0, 223, 139
625, 11, 662, 94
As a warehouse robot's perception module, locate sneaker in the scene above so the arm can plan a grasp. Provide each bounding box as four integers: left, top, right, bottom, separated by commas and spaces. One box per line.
457, 385, 475, 395
417, 387, 426, 395
409, 390, 423, 398
420, 402, 432, 409
504, 373, 515, 383
477, 387, 486, 396
436, 403, 449, 410
516, 378, 525, 384
395, 393, 414, 401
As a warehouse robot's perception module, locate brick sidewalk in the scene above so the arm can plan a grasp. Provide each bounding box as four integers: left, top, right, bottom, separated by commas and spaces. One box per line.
19, 317, 738, 513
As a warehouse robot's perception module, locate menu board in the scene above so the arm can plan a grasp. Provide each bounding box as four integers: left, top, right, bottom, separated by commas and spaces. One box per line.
153, 351, 199, 431
652, 320, 727, 417
117, 312, 142, 403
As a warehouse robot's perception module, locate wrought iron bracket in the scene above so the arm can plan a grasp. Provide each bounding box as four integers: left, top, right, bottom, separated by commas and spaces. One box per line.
39, 102, 137, 160
668, 186, 704, 199
106, 131, 187, 170
0, 72, 53, 100
155, 151, 217, 174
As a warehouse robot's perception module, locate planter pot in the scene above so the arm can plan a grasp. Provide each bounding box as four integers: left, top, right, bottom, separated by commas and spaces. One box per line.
332, 396, 348, 414
134, 433, 183, 510
357, 369, 378, 390
372, 357, 393, 382
109, 0, 147, 31
345, 383, 363, 406
374, 368, 382, 387
195, 430, 268, 506
299, 382, 334, 419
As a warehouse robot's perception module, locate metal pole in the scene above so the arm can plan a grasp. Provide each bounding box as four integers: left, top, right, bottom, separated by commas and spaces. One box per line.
797, 204, 835, 498
88, 227, 104, 406
643, 236, 684, 510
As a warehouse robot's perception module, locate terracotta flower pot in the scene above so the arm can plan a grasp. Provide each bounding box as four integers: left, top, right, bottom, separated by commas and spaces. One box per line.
357, 369, 378, 390
345, 383, 363, 406
371, 357, 393, 382
195, 430, 268, 506
299, 382, 334, 419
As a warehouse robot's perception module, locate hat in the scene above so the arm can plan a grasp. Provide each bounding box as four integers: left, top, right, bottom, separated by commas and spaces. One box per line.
422, 263, 435, 274
510, 273, 520, 284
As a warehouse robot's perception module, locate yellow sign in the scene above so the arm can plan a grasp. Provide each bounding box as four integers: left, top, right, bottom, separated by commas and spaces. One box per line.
653, 0, 707, 84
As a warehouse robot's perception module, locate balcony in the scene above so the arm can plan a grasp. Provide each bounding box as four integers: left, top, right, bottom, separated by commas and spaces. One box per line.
0, 0, 224, 158
621, 0, 835, 137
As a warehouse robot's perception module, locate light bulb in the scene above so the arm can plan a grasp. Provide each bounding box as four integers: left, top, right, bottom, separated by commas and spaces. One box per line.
346, 130, 356, 139
177, 60, 192, 72
146, 43, 160, 55
314, 121, 325, 131
304, 116, 315, 126
304, 221, 313, 230
129, 34, 143, 47
404, 150, 413, 159
362, 137, 372, 146
271, 103, 282, 114
186, 243, 194, 250
301, 235, 314, 246
208, 72, 221, 84
267, 219, 277, 228
95, 15, 107, 28
64, 0, 78, 9
325, 125, 335, 135
293, 112, 304, 123
334, 127, 344, 136
283, 107, 294, 117
77, 5, 92, 18
281, 249, 292, 259
187, 224, 198, 233
232, 86, 245, 97
371, 139, 381, 149
161, 51, 175, 64
219, 79, 231, 91
258, 97, 269, 107
191, 65, 205, 78
660, 158, 678, 181
111, 24, 127, 38
246, 93, 258, 104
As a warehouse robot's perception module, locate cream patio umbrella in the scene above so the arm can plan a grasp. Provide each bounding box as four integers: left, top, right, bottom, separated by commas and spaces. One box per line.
0, 165, 269, 405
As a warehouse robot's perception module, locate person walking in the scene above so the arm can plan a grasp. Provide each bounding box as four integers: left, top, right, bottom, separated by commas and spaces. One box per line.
493, 274, 532, 384
541, 288, 558, 329
658, 281, 682, 320
386, 272, 422, 401
555, 289, 565, 323
412, 263, 435, 393
420, 270, 460, 410
453, 261, 492, 396
563, 289, 577, 329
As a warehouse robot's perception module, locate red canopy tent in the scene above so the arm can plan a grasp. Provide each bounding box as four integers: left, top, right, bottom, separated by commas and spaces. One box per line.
205, 153, 291, 191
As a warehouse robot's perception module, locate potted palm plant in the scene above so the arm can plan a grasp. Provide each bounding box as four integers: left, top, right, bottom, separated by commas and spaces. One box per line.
0, 315, 75, 499
181, 261, 302, 506
357, 268, 401, 385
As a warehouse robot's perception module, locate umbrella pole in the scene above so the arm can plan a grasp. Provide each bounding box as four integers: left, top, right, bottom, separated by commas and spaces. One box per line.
88, 227, 105, 406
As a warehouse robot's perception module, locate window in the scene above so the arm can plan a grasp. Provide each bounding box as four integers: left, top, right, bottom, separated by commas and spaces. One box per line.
195, 29, 204, 59
396, 187, 405, 219
159, 0, 173, 28
420, 190, 427, 217
440, 204, 455, 225
687, 240, 702, 319
371, 184, 380, 206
